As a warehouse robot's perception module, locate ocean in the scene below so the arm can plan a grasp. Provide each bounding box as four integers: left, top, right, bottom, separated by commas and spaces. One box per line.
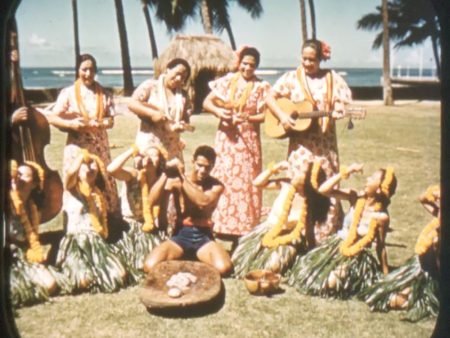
21, 67, 437, 89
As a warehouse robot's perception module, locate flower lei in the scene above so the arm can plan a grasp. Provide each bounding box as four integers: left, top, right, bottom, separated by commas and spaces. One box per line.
262, 185, 307, 248
138, 168, 158, 233
414, 218, 440, 256
9, 188, 44, 263
78, 150, 108, 238
424, 185, 440, 203
77, 180, 108, 238
75, 78, 104, 121
310, 161, 321, 190
380, 167, 395, 197
229, 72, 254, 113
339, 198, 381, 257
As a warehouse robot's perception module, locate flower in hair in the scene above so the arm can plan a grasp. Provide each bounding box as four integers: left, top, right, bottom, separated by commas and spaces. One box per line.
321, 41, 331, 60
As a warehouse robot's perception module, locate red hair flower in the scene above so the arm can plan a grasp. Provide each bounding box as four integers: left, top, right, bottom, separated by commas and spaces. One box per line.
321, 41, 331, 61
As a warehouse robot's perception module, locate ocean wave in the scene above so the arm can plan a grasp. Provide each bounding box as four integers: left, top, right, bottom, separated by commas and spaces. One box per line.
101, 69, 154, 75
52, 70, 76, 77
255, 69, 281, 75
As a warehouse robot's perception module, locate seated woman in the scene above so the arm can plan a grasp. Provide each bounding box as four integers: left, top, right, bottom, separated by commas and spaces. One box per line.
107, 144, 168, 279
56, 149, 127, 293
361, 184, 440, 322
288, 163, 397, 299
8, 160, 71, 308
232, 146, 330, 278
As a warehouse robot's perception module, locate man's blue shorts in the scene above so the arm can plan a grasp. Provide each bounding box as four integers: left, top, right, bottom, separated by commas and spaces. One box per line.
171, 226, 213, 256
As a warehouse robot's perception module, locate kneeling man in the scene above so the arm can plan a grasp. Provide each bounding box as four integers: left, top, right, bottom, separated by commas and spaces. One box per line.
143, 145, 233, 276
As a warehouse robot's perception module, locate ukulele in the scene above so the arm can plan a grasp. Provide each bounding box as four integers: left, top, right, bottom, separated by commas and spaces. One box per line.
265, 97, 366, 139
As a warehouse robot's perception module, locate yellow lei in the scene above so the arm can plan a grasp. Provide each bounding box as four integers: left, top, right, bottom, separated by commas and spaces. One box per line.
262, 185, 307, 248
138, 168, 160, 233
9, 188, 44, 263
229, 72, 254, 113
75, 78, 105, 121
414, 218, 440, 256
340, 198, 380, 257
77, 181, 108, 238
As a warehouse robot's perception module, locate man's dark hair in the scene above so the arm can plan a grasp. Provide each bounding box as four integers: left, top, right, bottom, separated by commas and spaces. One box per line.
193, 145, 216, 165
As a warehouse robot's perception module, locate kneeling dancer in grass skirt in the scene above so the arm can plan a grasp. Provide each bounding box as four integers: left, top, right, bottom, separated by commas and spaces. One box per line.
56, 149, 127, 293
288, 163, 397, 299
8, 160, 72, 307
361, 184, 440, 322
107, 144, 169, 281
232, 146, 330, 278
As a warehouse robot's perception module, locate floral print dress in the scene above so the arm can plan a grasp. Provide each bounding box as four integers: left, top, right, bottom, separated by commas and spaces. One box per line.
53, 83, 119, 214
209, 72, 271, 236
272, 68, 352, 242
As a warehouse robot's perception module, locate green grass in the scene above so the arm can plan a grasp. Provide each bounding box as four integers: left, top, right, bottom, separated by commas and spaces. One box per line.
15, 101, 439, 337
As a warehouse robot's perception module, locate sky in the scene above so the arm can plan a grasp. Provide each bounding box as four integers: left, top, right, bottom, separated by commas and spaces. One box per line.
14, 0, 437, 69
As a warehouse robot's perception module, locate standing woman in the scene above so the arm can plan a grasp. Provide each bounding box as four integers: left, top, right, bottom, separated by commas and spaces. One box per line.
203, 46, 271, 248
47, 54, 120, 236
128, 58, 193, 161
266, 39, 352, 243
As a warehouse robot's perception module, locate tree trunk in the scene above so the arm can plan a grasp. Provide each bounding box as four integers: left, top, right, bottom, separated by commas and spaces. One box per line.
114, 0, 134, 95
224, 20, 236, 50
431, 34, 441, 78
200, 0, 213, 34
71, 0, 80, 80
308, 0, 316, 40
382, 0, 393, 105
141, 1, 158, 60
299, 0, 308, 44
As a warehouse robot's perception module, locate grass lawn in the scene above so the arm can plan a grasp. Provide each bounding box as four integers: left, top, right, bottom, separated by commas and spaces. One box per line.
13, 100, 439, 337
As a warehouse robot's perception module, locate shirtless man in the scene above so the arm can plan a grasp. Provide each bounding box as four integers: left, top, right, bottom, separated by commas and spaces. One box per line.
143, 145, 233, 276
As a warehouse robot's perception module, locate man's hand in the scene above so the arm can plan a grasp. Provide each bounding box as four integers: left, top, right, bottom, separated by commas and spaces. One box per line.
280, 113, 295, 131
11, 107, 29, 125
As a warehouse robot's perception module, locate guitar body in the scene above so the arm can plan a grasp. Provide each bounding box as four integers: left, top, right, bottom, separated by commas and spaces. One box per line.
264, 98, 315, 139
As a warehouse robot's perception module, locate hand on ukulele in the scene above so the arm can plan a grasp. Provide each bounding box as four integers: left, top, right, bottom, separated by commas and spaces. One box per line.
218, 108, 233, 126
11, 107, 29, 126
273, 160, 289, 174
69, 117, 90, 132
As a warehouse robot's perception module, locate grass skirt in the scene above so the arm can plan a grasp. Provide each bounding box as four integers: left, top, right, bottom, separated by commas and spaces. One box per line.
112, 220, 165, 282
288, 235, 380, 299
56, 231, 128, 293
10, 247, 73, 308
232, 221, 305, 278
360, 255, 439, 322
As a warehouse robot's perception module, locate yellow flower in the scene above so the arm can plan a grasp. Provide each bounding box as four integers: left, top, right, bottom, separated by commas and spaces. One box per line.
414, 218, 439, 256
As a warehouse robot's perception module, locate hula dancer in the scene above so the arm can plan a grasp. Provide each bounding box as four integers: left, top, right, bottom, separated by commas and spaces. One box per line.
107, 144, 169, 280
8, 160, 71, 308
232, 146, 330, 278
288, 163, 397, 299
361, 185, 440, 322
56, 150, 127, 293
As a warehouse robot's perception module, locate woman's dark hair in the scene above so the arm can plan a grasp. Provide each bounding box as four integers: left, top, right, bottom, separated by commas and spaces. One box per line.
76, 53, 97, 78
302, 39, 323, 60
194, 145, 216, 165
166, 58, 191, 81
238, 47, 260, 67
24, 164, 45, 209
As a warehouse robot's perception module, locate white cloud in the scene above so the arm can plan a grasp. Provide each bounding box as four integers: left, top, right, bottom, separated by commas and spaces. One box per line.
29, 33, 48, 47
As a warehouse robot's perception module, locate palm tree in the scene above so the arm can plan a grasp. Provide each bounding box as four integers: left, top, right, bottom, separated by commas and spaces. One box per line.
159, 0, 263, 51
308, 0, 316, 39
299, 0, 308, 44
382, 0, 393, 105
357, 0, 441, 77
113, 0, 134, 95
141, 0, 158, 60
71, 0, 80, 79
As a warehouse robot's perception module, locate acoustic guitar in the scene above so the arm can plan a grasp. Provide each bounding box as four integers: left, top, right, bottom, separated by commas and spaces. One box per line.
265, 97, 366, 139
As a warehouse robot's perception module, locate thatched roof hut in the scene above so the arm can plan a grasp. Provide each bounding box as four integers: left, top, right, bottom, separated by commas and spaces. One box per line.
154, 34, 237, 112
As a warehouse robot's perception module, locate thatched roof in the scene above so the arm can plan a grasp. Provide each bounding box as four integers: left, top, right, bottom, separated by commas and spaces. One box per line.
154, 34, 237, 81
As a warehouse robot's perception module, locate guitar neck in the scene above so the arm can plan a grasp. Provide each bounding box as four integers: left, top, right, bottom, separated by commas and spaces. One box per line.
294, 110, 330, 118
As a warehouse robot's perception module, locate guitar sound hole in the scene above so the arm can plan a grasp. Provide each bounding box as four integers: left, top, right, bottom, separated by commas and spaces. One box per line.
290, 111, 299, 120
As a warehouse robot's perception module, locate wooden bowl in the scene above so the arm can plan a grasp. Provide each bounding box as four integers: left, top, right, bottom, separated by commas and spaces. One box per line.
244, 270, 281, 295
